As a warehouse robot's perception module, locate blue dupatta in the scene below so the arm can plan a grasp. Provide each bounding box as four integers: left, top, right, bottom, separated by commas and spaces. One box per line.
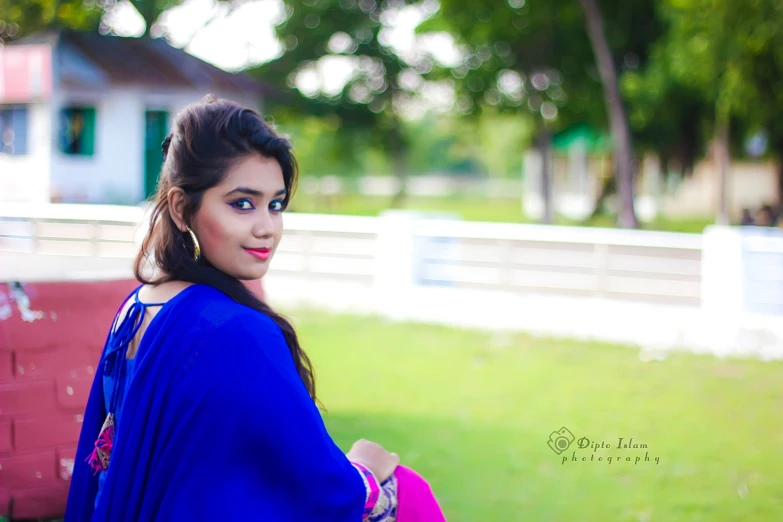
65, 284, 366, 521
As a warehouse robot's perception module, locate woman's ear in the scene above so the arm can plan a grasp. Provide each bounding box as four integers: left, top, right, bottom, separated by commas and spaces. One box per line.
168, 188, 188, 232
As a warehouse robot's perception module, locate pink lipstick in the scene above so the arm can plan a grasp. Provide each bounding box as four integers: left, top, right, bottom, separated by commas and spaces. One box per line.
244, 247, 271, 261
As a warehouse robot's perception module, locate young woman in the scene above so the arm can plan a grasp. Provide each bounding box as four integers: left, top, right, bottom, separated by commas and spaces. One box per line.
65, 95, 445, 521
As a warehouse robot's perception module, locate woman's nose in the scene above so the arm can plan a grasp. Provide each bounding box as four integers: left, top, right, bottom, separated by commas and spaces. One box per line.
253, 210, 274, 238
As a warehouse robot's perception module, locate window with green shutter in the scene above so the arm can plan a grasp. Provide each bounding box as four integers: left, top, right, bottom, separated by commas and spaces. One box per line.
60, 106, 96, 156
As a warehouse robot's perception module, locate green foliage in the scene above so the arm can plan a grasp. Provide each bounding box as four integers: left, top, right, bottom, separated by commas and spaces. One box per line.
402, 117, 475, 175
401, 110, 533, 177
659, 0, 775, 124
289, 191, 713, 233
250, 0, 454, 195
279, 109, 533, 178
0, 0, 103, 41
1, 0, 231, 42
252, 0, 422, 131
418, 0, 663, 132
623, 0, 783, 159
620, 48, 712, 172
277, 114, 368, 177
471, 107, 534, 178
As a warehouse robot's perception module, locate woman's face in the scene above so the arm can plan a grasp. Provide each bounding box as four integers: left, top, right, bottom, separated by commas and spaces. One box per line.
191, 154, 286, 281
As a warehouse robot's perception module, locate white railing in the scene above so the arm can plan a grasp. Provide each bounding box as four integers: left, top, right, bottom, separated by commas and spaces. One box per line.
0, 202, 145, 259
2, 204, 783, 358
410, 218, 702, 307
0, 203, 703, 306
273, 214, 380, 283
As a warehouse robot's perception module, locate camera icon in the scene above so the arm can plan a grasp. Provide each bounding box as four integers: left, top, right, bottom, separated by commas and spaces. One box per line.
548, 426, 575, 454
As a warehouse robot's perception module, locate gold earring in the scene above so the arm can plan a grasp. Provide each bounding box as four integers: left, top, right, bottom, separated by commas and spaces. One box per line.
186, 226, 201, 261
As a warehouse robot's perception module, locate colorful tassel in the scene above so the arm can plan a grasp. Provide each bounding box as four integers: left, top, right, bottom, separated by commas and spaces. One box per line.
86, 413, 115, 475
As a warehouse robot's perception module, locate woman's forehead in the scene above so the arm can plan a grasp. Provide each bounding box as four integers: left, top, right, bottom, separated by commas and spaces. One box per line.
220, 156, 285, 190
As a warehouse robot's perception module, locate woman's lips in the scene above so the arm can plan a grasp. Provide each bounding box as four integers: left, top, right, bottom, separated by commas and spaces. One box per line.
244, 247, 271, 261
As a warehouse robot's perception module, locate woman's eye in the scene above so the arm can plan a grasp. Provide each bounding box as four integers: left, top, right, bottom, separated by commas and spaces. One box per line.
231, 198, 255, 211
270, 199, 285, 212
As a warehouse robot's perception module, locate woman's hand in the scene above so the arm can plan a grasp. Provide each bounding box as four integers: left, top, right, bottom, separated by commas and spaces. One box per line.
346, 439, 400, 483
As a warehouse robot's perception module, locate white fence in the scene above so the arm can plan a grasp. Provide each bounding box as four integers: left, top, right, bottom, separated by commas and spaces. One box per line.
1, 203, 782, 359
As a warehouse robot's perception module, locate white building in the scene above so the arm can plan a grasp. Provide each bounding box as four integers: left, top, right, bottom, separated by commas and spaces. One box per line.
0, 29, 268, 205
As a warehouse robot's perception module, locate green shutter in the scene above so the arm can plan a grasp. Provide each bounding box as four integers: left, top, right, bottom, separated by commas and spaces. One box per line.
144, 110, 169, 199
82, 107, 96, 156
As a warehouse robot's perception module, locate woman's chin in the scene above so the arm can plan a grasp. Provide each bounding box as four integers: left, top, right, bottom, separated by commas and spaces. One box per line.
213, 259, 270, 282
233, 265, 269, 281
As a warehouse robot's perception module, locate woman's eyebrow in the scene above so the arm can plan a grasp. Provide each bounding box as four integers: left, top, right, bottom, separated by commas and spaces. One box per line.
224, 187, 287, 197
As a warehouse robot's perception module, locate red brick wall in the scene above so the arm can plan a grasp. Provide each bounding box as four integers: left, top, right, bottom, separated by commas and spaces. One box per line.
0, 280, 139, 519
0, 278, 264, 519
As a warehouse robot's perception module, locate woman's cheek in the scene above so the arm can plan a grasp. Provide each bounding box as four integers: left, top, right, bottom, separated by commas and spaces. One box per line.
273, 215, 284, 246
197, 213, 229, 256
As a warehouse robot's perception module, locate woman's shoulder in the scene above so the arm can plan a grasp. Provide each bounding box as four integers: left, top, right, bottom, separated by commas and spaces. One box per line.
167, 286, 295, 381
152, 284, 289, 371
173, 284, 282, 337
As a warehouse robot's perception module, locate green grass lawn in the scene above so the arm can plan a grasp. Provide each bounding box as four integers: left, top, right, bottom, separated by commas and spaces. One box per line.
289, 309, 783, 522
289, 192, 714, 234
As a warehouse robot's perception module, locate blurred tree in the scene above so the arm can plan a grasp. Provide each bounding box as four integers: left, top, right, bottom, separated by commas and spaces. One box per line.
419, 0, 663, 227
421, 0, 661, 227
1, 0, 234, 42
739, 5, 783, 206
0, 0, 103, 42
471, 107, 534, 178
621, 57, 711, 181
418, 0, 590, 224
279, 114, 358, 176
250, 0, 446, 207
628, 0, 782, 224
404, 117, 461, 175
131, 0, 235, 38
403, 115, 512, 176
578, 0, 639, 228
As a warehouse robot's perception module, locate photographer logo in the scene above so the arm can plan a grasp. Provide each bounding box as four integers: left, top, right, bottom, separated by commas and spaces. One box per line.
547, 426, 575, 454
547, 426, 661, 465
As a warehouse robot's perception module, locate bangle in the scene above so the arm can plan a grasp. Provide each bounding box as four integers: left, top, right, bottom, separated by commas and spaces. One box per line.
351, 461, 381, 518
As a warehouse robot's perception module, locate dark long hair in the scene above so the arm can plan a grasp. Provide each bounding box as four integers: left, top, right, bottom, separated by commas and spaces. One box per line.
133, 94, 316, 402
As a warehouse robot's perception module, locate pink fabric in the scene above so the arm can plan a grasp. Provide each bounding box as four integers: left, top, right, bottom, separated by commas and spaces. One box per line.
393, 465, 447, 522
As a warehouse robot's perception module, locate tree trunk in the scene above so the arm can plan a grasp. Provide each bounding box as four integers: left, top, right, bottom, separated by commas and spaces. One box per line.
389, 117, 408, 208
537, 128, 554, 224
578, 0, 639, 229
714, 119, 730, 225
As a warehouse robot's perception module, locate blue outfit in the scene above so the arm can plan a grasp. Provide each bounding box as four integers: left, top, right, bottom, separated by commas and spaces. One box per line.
65, 284, 368, 521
